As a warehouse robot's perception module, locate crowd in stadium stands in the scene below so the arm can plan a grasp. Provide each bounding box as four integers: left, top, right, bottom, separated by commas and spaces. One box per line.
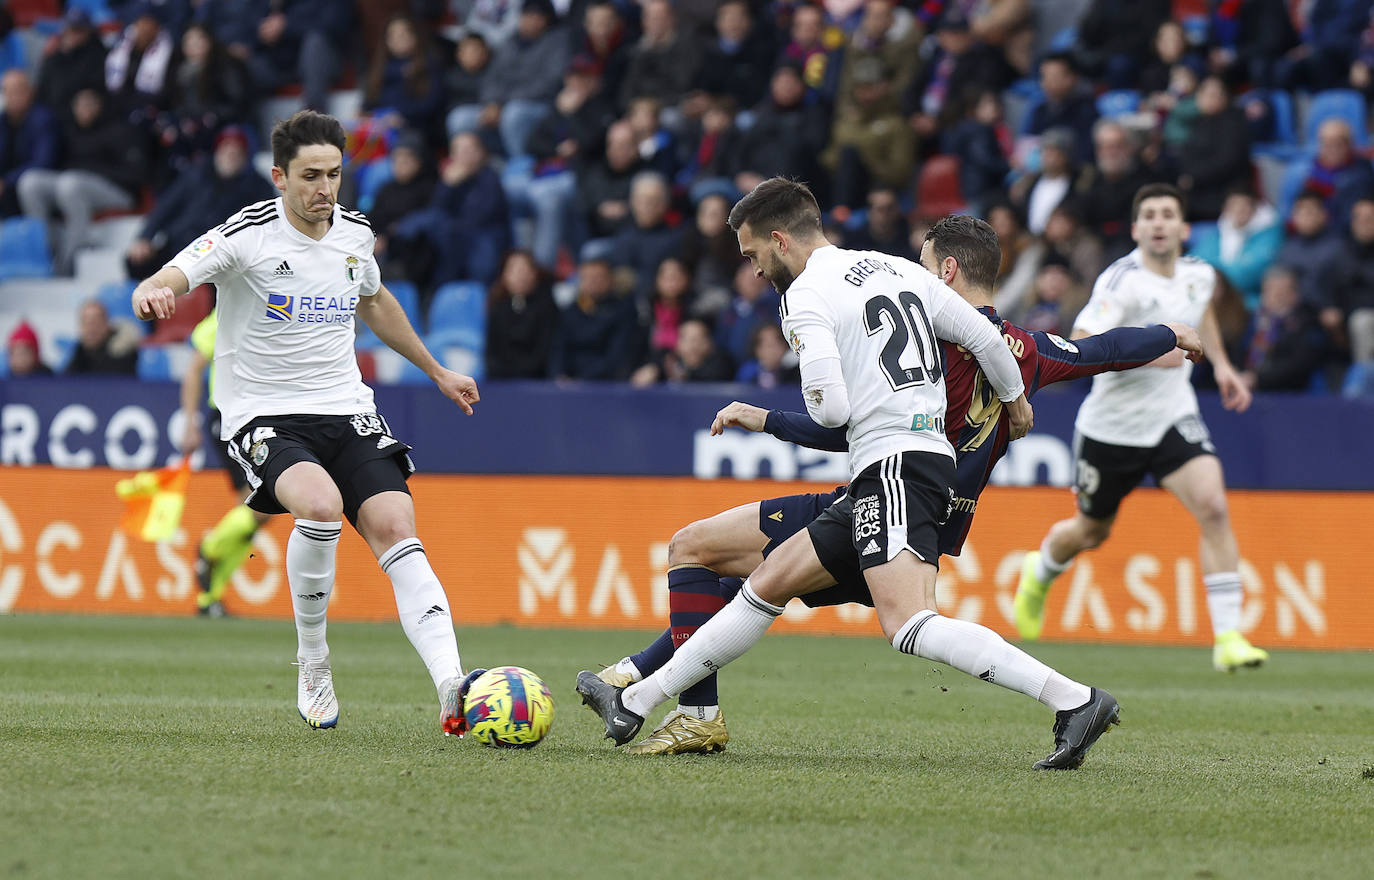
5, 0, 1374, 395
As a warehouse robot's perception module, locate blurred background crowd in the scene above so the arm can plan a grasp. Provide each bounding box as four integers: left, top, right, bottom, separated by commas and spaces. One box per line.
3, 0, 1374, 396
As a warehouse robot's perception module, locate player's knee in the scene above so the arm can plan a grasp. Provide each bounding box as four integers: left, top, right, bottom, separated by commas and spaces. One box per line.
1077, 517, 1113, 549
667, 521, 711, 567
1193, 492, 1230, 531
291, 494, 343, 523
365, 518, 415, 550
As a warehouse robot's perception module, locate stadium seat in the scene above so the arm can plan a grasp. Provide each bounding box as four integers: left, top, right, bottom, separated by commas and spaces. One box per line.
7, 0, 60, 27
1304, 89, 1368, 148
0, 30, 25, 72
1342, 362, 1374, 398
145, 284, 213, 345
136, 346, 172, 381
96, 280, 140, 325
914, 156, 965, 222
427, 281, 486, 348
1242, 89, 1300, 160
1096, 90, 1141, 119
0, 217, 53, 281
387, 279, 423, 330
353, 158, 393, 214
64, 0, 116, 23
424, 329, 484, 381
1276, 156, 1315, 221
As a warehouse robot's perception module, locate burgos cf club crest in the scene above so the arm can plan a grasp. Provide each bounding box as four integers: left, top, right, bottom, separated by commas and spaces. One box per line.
345, 255, 360, 283
265, 293, 293, 321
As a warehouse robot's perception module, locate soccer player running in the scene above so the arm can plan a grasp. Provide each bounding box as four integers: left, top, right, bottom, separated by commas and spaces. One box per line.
579, 179, 1123, 769
588, 213, 1199, 760
179, 309, 272, 618
1013, 183, 1269, 673
132, 111, 485, 733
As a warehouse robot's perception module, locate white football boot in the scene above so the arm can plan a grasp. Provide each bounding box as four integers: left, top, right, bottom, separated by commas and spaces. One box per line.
295, 655, 339, 729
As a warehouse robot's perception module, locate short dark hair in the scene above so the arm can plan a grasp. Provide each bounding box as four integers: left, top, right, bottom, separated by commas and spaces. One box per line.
727, 177, 823, 238
923, 215, 1002, 290
1131, 182, 1187, 221
271, 110, 347, 173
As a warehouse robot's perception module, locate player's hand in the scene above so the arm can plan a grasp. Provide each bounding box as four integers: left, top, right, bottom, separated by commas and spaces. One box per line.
1164, 322, 1205, 363
711, 401, 769, 435
180, 419, 202, 456
134, 285, 176, 321
434, 369, 480, 415
1005, 394, 1033, 441
1215, 365, 1253, 413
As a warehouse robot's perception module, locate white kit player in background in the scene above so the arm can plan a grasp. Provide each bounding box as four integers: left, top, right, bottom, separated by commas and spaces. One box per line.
578, 179, 1122, 770
1014, 183, 1269, 673
130, 110, 489, 734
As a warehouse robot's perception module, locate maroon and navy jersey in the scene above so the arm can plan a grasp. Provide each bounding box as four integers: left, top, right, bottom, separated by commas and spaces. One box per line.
766, 307, 1177, 555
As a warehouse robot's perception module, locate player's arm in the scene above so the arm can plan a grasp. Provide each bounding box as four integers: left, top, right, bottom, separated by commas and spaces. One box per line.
356, 283, 480, 415
132, 266, 191, 320
1034, 323, 1202, 386
927, 284, 1032, 438
709, 401, 850, 450
1199, 304, 1252, 412
781, 290, 850, 428
179, 349, 209, 454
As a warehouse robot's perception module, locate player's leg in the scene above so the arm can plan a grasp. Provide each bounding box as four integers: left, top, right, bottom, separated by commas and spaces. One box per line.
1159, 452, 1269, 671
196, 412, 269, 616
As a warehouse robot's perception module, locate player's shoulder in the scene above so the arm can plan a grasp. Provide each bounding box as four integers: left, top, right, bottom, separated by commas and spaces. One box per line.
1094, 252, 1143, 292
336, 204, 374, 236
1178, 254, 1218, 281
215, 198, 280, 238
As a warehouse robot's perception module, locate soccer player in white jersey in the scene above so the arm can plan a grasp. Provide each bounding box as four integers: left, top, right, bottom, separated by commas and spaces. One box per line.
578, 179, 1122, 769
131, 111, 487, 733
1014, 183, 1270, 673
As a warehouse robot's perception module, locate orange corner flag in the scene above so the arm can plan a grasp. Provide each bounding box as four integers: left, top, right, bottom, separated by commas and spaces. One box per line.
116, 459, 192, 542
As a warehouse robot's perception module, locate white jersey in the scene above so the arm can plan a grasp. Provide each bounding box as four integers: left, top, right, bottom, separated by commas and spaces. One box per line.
1073, 249, 1215, 447
168, 198, 382, 440
781, 245, 1024, 480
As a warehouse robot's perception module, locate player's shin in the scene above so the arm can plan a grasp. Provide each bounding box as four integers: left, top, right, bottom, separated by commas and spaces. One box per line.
622, 580, 783, 718
892, 610, 1091, 711
380, 538, 463, 691
288, 519, 341, 660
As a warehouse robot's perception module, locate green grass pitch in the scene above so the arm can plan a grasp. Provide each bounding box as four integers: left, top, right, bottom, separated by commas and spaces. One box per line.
2, 615, 1371, 879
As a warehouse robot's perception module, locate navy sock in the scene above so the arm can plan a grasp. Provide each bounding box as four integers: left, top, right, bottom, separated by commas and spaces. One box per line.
670, 567, 727, 708
629, 629, 674, 677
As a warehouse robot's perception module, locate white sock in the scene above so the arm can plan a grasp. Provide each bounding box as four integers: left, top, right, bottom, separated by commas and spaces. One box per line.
892, 610, 1090, 712
622, 580, 783, 718
1203, 571, 1243, 636
288, 519, 341, 662
615, 656, 644, 682
380, 538, 463, 692
1034, 538, 1071, 585
677, 704, 719, 721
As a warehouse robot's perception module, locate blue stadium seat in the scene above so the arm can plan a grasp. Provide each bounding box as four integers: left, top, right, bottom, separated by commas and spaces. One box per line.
0, 30, 24, 72
427, 281, 486, 349
1342, 363, 1374, 398
1304, 89, 1368, 148
353, 158, 393, 214
1096, 90, 1140, 119
65, 0, 116, 23
1242, 90, 1300, 160
0, 217, 53, 281
1046, 27, 1077, 51
1276, 156, 1315, 221
136, 346, 172, 381
96, 280, 140, 324
386, 279, 423, 329
425, 329, 485, 381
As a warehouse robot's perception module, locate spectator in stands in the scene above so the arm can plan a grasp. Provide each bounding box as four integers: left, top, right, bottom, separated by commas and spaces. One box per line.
835, 0, 924, 121
1075, 120, 1155, 261
125, 126, 273, 279
452, 0, 521, 48
1016, 257, 1089, 334
988, 202, 1041, 318
904, 14, 1016, 145
370, 131, 438, 282
579, 120, 645, 241
1189, 185, 1282, 309
1042, 202, 1105, 288
1237, 266, 1327, 391
104, 4, 175, 116
639, 256, 695, 363
156, 23, 254, 171
197, 0, 351, 112
1072, 0, 1170, 89
17, 89, 146, 276
823, 58, 916, 209
778, 2, 839, 104
1276, 0, 1368, 92
363, 15, 445, 148
1024, 52, 1097, 164
0, 70, 58, 219
393, 131, 509, 287
941, 87, 1011, 217
687, 0, 775, 114
967, 0, 1034, 73
1138, 20, 1196, 96
451, 0, 569, 157
731, 65, 829, 197
485, 250, 559, 379
632, 317, 735, 386
845, 187, 915, 259
625, 96, 678, 179
716, 260, 780, 364
1275, 190, 1345, 309
1009, 127, 1078, 236
7, 322, 52, 378
620, 0, 701, 110
550, 257, 639, 380
443, 31, 492, 125
612, 171, 684, 299
1301, 119, 1374, 232
575, 2, 629, 102
735, 322, 800, 388
1157, 61, 1202, 152
1208, 0, 1297, 89
68, 300, 139, 376
35, 10, 108, 116
1318, 196, 1374, 363
676, 192, 742, 304
1176, 76, 1252, 221
1350, 9, 1374, 100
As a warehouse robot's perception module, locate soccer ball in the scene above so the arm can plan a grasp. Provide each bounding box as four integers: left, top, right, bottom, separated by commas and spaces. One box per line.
463, 666, 555, 748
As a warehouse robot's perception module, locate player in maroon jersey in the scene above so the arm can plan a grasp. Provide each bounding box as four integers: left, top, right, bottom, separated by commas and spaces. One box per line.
589, 215, 1200, 757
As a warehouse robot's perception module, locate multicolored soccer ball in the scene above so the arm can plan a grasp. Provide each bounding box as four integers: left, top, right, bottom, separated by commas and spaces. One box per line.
463, 666, 555, 748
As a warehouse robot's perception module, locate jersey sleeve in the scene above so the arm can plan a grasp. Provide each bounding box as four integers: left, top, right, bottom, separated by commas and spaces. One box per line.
166, 227, 245, 289
360, 249, 381, 296
923, 277, 1025, 402
1073, 267, 1133, 335
781, 284, 849, 427
765, 409, 850, 451
1030, 325, 1179, 388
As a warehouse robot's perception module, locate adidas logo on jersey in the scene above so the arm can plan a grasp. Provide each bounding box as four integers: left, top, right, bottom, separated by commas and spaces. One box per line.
273, 260, 294, 277
861, 539, 881, 556
417, 604, 448, 624
376, 436, 397, 450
